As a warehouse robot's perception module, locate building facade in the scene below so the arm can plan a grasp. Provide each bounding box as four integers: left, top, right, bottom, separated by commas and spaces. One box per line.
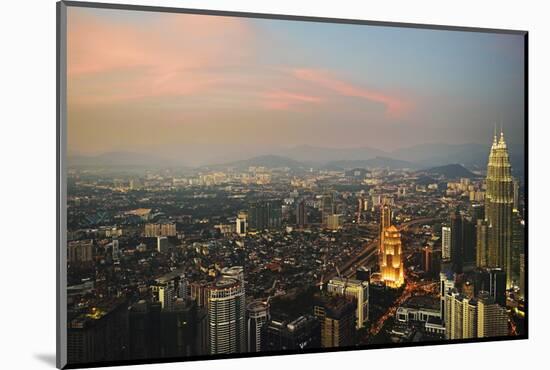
485, 131, 514, 288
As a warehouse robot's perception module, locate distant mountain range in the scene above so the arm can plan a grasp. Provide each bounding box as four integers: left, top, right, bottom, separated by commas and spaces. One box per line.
68, 142, 524, 176
423, 164, 477, 179
325, 157, 418, 170
204, 155, 305, 170
68, 152, 179, 168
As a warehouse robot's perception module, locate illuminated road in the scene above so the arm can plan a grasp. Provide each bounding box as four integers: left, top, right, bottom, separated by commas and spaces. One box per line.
369, 280, 439, 336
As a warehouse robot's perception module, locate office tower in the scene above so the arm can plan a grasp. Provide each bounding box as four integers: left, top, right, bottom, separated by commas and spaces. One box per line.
249, 201, 282, 231
519, 253, 525, 299
513, 178, 520, 211
485, 130, 514, 288
248, 202, 268, 231
263, 314, 321, 351
68, 239, 94, 263
440, 271, 455, 322
462, 217, 476, 272
423, 245, 433, 273
236, 211, 248, 236
128, 300, 162, 360
296, 199, 307, 227
511, 209, 525, 284
67, 299, 129, 364
476, 219, 489, 268
327, 277, 369, 329
450, 209, 464, 273
313, 294, 356, 348
268, 201, 282, 229
247, 300, 269, 352
444, 289, 477, 340
160, 298, 207, 357
208, 278, 246, 354
477, 292, 508, 337
473, 268, 506, 307
158, 282, 175, 311
379, 204, 392, 265
144, 222, 177, 237
326, 214, 342, 230
321, 193, 334, 226
380, 225, 404, 288
157, 236, 169, 253
442, 226, 451, 260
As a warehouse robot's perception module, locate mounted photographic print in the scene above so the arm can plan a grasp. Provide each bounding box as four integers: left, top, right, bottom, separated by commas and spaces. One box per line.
56, 1, 528, 368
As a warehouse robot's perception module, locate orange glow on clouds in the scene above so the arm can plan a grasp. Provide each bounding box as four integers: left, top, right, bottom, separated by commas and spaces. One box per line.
292, 68, 411, 117
67, 8, 412, 118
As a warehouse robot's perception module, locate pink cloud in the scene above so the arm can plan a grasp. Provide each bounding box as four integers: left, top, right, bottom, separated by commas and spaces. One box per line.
262, 90, 323, 110
67, 9, 256, 105
292, 68, 412, 117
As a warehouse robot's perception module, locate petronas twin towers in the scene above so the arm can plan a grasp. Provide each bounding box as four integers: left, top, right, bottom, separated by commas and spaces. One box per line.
484, 130, 514, 288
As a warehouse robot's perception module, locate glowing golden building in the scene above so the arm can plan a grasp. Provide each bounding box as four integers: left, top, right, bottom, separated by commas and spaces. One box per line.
485, 130, 514, 288
380, 225, 404, 288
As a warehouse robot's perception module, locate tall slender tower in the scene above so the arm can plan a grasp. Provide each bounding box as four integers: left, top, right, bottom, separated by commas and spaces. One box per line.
485, 130, 514, 288
379, 204, 392, 265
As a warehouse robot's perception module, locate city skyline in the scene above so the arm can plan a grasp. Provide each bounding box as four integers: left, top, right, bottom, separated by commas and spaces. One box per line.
67, 7, 524, 161
61, 4, 527, 368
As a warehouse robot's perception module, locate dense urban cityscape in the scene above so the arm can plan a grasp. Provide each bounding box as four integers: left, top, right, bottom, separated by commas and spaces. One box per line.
65, 131, 526, 365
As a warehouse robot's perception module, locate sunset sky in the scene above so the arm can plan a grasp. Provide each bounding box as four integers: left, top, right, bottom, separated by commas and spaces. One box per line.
67, 6, 525, 165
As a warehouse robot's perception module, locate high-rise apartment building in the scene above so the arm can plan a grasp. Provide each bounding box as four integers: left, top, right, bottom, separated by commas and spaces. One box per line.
327, 277, 369, 329
207, 278, 246, 354
442, 226, 451, 260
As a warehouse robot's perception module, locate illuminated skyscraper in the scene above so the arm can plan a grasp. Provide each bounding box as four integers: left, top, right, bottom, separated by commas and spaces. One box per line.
380, 225, 404, 288
208, 278, 246, 354
476, 219, 489, 268
485, 130, 514, 288
379, 204, 392, 265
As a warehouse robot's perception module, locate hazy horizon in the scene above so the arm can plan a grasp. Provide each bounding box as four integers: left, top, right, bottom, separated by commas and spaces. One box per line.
67, 7, 525, 164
